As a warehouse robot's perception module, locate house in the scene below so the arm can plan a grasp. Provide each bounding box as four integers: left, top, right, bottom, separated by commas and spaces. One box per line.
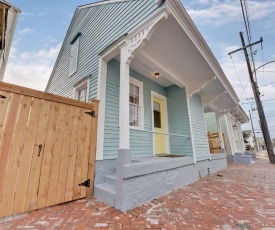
242, 129, 257, 151
46, 0, 247, 211
0, 0, 20, 81
204, 108, 249, 158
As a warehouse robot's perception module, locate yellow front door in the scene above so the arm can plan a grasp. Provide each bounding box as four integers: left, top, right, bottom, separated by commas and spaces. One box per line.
153, 97, 166, 154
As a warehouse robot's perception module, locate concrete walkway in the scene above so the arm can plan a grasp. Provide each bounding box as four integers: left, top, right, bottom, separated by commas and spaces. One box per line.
1, 158, 275, 229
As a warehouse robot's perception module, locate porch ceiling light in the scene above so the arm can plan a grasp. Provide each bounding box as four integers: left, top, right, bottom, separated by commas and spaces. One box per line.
154, 72, 160, 79
233, 124, 237, 129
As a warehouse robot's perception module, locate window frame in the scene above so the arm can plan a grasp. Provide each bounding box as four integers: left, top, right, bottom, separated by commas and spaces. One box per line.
69, 35, 80, 77
73, 77, 90, 102
129, 77, 144, 130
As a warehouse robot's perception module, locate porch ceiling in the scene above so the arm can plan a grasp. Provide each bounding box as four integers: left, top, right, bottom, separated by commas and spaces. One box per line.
130, 15, 215, 87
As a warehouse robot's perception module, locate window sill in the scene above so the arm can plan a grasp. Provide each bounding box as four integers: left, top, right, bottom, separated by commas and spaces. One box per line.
130, 126, 144, 131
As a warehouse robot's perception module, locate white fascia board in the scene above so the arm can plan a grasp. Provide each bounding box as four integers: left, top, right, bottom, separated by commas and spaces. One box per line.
78, 0, 130, 9
165, 0, 239, 104
0, 6, 20, 81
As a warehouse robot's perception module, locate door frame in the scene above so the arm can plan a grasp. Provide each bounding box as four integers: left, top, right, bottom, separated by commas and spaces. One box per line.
151, 91, 170, 155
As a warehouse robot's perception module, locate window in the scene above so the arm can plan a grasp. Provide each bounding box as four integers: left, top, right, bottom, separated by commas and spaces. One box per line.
153, 101, 161, 128
129, 77, 143, 129
69, 33, 81, 76
73, 77, 89, 102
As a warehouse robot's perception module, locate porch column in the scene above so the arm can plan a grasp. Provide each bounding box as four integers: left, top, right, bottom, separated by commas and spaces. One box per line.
118, 42, 131, 164
215, 112, 225, 154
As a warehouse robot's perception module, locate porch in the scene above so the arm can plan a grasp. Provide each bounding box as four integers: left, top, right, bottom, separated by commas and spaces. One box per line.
95, 5, 240, 211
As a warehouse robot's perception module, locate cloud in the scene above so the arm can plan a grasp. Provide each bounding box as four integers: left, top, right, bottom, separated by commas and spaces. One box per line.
4, 43, 61, 91
18, 27, 34, 35
184, 0, 275, 27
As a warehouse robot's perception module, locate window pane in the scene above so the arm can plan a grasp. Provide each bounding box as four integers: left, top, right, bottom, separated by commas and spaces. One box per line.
78, 87, 87, 102
153, 102, 161, 128
129, 104, 139, 127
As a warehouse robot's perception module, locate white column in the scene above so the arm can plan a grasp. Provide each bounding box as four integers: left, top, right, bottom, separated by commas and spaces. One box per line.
96, 58, 107, 160
215, 112, 225, 153
119, 42, 130, 150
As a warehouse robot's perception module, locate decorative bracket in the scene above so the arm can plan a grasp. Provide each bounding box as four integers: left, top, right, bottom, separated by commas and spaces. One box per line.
202, 91, 227, 109
124, 11, 169, 64
186, 76, 216, 100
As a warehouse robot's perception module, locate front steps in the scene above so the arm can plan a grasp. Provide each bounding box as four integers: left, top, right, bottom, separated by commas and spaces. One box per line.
94, 174, 116, 206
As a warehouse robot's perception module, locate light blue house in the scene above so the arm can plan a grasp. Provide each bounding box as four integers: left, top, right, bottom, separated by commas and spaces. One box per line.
46, 0, 247, 211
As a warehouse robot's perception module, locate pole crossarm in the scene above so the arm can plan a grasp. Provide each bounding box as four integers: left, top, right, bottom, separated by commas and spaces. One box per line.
228, 37, 263, 56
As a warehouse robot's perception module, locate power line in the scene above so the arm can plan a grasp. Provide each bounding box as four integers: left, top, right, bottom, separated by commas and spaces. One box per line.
230, 55, 247, 99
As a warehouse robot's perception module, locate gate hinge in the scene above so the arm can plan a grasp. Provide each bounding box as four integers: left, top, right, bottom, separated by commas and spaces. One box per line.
0, 95, 6, 99
78, 179, 90, 187
85, 110, 95, 117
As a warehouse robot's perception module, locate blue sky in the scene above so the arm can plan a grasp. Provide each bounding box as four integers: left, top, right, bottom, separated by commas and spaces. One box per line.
4, 0, 275, 139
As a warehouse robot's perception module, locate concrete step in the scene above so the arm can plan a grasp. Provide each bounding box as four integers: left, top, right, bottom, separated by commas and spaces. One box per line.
94, 183, 115, 207
105, 174, 116, 186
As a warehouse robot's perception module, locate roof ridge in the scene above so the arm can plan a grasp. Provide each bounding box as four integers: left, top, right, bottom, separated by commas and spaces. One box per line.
78, 0, 133, 9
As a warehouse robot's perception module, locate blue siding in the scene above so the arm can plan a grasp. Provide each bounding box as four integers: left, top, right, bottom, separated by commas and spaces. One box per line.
189, 94, 210, 161
166, 86, 192, 156
104, 59, 167, 159
46, 0, 162, 100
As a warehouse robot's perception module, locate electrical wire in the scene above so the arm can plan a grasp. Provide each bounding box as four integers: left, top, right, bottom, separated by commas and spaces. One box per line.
240, 0, 257, 82
230, 55, 249, 100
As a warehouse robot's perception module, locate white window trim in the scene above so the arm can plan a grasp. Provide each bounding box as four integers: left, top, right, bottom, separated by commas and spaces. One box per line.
69, 37, 80, 77
129, 77, 144, 130
73, 77, 90, 102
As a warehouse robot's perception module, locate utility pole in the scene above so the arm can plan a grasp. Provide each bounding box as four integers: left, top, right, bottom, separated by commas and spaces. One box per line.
229, 32, 275, 163
249, 110, 259, 151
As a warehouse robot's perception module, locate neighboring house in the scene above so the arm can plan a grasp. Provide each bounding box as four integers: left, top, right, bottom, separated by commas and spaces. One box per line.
0, 0, 20, 81
46, 0, 245, 211
205, 108, 249, 156
242, 129, 256, 150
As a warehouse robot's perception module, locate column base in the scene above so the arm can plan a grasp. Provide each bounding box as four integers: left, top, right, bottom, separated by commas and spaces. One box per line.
118, 149, 131, 165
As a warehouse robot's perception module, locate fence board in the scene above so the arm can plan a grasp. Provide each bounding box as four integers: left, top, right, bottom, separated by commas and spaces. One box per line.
65, 108, 81, 202
0, 91, 11, 139
81, 110, 92, 197
87, 99, 99, 198
0, 96, 32, 217
55, 106, 74, 204
73, 109, 86, 200
0, 94, 21, 201
46, 104, 67, 207
12, 98, 42, 214
24, 100, 52, 211
37, 102, 60, 209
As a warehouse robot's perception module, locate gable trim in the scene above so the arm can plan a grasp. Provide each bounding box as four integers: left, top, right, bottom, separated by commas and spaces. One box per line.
78, 0, 131, 9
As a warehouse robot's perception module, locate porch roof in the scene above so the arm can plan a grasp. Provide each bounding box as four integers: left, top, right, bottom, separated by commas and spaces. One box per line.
99, 0, 242, 115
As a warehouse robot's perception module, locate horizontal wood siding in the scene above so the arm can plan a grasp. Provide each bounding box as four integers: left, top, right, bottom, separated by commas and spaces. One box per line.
104, 59, 167, 159
166, 86, 192, 156
204, 112, 218, 133
221, 116, 232, 155
189, 93, 210, 161
46, 0, 161, 101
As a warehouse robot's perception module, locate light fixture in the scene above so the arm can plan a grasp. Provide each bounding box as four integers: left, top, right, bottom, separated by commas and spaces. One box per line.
154, 72, 160, 79
233, 124, 237, 129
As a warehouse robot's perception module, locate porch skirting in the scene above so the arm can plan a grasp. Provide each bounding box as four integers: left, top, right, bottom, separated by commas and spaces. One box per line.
94, 154, 227, 212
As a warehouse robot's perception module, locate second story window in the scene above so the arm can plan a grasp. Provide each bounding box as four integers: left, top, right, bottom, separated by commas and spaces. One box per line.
69, 33, 81, 76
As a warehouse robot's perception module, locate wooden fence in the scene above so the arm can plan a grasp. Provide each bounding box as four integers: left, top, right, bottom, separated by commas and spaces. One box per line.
0, 82, 99, 218
208, 132, 227, 154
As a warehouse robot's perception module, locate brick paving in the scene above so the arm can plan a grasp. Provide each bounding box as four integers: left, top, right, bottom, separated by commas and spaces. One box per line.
1, 157, 275, 230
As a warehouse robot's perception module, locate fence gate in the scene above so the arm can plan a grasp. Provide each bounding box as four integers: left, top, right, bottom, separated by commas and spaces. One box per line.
0, 82, 98, 218
207, 132, 227, 154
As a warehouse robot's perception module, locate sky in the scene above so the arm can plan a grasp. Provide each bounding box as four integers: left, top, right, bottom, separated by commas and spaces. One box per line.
4, 0, 275, 139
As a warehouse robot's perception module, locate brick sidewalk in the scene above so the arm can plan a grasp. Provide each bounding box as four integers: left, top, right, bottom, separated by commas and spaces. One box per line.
1, 158, 275, 229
